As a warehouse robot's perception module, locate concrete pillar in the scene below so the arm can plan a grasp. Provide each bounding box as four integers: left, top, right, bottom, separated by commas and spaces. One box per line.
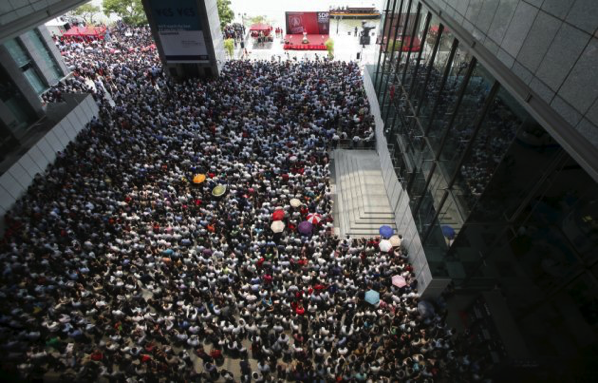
37, 26, 70, 77
142, 0, 225, 80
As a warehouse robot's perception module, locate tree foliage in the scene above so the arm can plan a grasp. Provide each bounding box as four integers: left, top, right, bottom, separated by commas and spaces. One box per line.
71, 3, 101, 25
217, 0, 234, 28
224, 38, 235, 58
248, 15, 271, 26
325, 38, 334, 59
103, 0, 147, 26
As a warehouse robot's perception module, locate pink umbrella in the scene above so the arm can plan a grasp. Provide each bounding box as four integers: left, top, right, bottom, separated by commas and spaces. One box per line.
306, 213, 322, 224
392, 275, 407, 288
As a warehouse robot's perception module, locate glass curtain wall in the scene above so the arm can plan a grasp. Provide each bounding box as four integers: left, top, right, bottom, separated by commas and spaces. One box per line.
4, 38, 48, 95
26, 29, 64, 85
374, 0, 598, 376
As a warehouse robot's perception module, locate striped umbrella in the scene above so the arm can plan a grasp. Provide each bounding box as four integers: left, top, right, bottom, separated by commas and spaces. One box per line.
306, 213, 322, 224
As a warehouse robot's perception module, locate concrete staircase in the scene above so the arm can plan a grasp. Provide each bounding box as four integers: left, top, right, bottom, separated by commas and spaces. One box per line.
333, 149, 397, 238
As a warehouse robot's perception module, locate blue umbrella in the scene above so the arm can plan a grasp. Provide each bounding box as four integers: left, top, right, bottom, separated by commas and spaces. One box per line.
379, 225, 394, 238
364, 290, 380, 305
441, 225, 456, 239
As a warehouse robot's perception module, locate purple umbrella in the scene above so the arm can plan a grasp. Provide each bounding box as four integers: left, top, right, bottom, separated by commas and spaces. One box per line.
298, 221, 313, 235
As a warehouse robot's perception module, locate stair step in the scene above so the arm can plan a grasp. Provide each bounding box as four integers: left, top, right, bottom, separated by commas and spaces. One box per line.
334, 149, 397, 239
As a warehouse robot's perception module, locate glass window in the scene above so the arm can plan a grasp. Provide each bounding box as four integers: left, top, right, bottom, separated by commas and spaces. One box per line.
402, 9, 430, 95
379, 0, 407, 107
438, 63, 495, 179
0, 65, 35, 134
4, 39, 30, 67
3, 38, 48, 95
22, 66, 47, 95
456, 87, 531, 218
426, 44, 473, 154
417, 28, 456, 131
410, 15, 442, 106
26, 29, 63, 85
561, 185, 598, 263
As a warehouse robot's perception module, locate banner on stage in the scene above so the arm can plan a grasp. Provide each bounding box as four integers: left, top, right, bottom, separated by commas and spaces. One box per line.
149, 0, 209, 63
285, 12, 330, 35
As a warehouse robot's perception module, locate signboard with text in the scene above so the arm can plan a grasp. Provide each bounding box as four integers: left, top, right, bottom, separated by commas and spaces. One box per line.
285, 12, 330, 35
149, 0, 209, 62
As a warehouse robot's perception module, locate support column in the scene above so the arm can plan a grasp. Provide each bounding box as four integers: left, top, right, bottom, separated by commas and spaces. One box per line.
19, 30, 60, 87
37, 26, 70, 77
142, 0, 225, 79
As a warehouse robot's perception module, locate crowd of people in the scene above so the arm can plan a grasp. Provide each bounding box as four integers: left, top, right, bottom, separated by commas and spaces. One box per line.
223, 23, 245, 41
0, 24, 489, 382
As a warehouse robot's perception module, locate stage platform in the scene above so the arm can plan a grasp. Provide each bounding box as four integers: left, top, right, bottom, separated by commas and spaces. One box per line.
283, 34, 328, 50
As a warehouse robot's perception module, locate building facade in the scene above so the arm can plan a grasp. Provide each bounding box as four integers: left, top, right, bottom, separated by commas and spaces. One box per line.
0, 0, 98, 222
0, 26, 69, 151
371, 0, 598, 378
142, 0, 225, 79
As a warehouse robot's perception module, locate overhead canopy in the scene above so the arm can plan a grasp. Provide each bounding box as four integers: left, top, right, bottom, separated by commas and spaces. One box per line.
249, 23, 272, 32
63, 25, 107, 39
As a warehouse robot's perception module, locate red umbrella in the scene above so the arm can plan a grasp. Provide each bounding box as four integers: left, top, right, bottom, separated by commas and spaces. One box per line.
272, 210, 285, 221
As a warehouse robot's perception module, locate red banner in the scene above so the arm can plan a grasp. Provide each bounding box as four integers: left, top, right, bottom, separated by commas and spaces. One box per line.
285, 12, 330, 35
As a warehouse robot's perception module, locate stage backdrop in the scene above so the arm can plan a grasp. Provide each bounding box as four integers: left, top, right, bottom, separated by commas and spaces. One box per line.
285, 12, 330, 35
148, 0, 209, 63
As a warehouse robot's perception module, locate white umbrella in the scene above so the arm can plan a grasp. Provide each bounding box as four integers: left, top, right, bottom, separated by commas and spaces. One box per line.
379, 239, 392, 252
389, 235, 402, 247
290, 198, 302, 208
270, 221, 285, 233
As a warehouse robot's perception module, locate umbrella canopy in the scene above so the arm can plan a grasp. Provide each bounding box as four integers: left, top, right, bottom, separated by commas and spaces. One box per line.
81, 25, 107, 37
306, 213, 322, 224
63, 25, 106, 39
379, 239, 392, 252
441, 225, 456, 239
364, 290, 380, 305
249, 23, 272, 32
290, 198, 302, 208
193, 174, 206, 184
271, 210, 285, 221
212, 184, 227, 197
270, 220, 285, 233
389, 235, 402, 247
379, 225, 394, 238
392, 275, 407, 287
62, 26, 85, 37
298, 221, 313, 235
418, 301, 435, 318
